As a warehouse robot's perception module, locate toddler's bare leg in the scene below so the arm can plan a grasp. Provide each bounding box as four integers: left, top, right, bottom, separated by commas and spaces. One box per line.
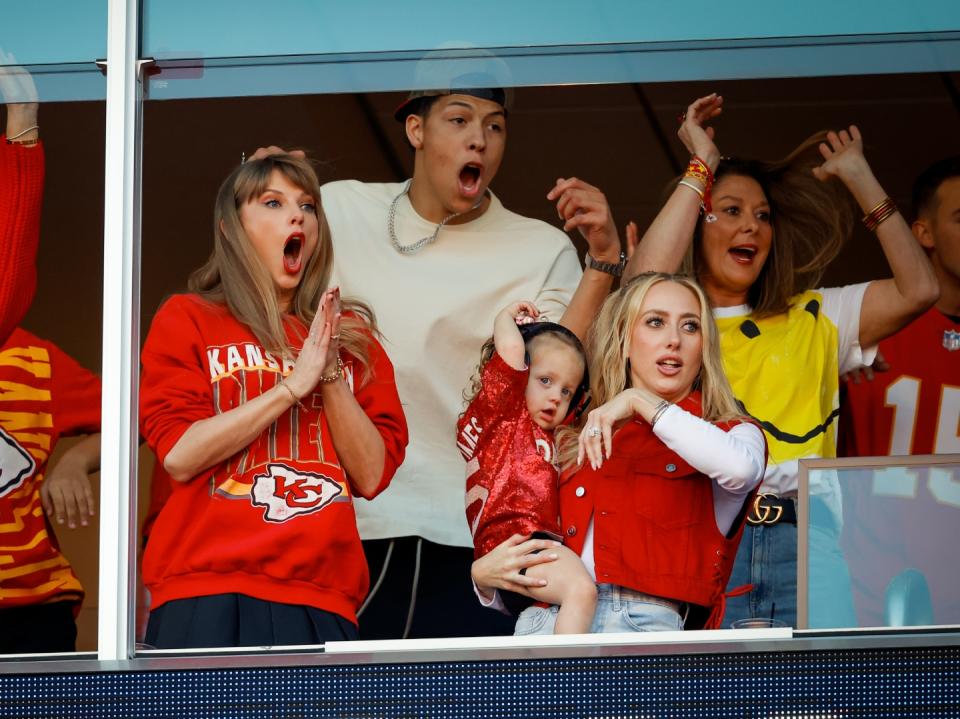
524, 545, 597, 634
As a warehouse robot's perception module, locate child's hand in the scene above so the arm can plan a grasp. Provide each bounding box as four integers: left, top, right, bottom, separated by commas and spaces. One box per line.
503, 301, 540, 326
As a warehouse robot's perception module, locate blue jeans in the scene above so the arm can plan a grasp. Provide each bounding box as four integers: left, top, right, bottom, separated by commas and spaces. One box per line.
514, 584, 684, 635
724, 504, 856, 629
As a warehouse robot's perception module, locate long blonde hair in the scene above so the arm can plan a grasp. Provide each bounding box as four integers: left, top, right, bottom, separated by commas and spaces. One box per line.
685, 133, 855, 318
557, 272, 742, 468
189, 153, 376, 377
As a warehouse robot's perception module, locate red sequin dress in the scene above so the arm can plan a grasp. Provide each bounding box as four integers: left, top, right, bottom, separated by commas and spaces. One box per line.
457, 353, 562, 559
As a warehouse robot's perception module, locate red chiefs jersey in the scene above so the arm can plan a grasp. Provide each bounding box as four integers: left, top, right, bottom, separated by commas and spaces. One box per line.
458, 352, 561, 559
139, 295, 407, 624
840, 307, 960, 627
0, 328, 101, 609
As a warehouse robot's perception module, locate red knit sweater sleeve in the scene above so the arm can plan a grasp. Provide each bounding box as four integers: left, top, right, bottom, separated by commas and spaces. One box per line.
349, 334, 408, 500
139, 295, 218, 466
0, 139, 44, 345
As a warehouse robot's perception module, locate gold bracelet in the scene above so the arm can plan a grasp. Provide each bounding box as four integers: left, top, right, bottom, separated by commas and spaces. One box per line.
7, 125, 39, 141
862, 197, 898, 232
318, 356, 344, 383
5, 136, 39, 146
279, 378, 307, 411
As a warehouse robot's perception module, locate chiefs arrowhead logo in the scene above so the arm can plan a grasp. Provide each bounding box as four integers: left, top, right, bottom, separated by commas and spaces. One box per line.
0, 427, 36, 498
251, 463, 343, 523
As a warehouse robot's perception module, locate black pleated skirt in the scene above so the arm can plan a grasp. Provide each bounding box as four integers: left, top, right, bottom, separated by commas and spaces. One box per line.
144, 593, 358, 649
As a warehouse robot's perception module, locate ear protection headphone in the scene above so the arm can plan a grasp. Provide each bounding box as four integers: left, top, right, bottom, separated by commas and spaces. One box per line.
517, 321, 591, 423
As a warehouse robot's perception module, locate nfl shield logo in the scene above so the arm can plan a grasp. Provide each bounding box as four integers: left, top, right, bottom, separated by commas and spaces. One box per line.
944, 329, 960, 352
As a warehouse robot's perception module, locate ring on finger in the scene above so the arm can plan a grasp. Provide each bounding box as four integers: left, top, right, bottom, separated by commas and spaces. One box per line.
587, 426, 601, 438
330, 334, 340, 340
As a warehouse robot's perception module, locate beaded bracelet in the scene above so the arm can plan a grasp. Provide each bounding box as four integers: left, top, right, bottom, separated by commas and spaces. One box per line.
318, 356, 344, 383
684, 155, 715, 211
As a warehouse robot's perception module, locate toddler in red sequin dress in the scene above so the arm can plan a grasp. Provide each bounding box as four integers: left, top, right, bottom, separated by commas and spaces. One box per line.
458, 301, 597, 633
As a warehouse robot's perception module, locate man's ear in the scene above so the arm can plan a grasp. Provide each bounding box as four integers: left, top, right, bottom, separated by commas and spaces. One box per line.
405, 113, 425, 150
912, 218, 935, 251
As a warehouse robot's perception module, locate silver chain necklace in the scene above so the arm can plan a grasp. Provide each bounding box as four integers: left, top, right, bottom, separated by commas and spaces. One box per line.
387, 180, 485, 255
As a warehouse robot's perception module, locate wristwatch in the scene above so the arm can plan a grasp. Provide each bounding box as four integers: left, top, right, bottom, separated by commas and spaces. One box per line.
584, 251, 627, 277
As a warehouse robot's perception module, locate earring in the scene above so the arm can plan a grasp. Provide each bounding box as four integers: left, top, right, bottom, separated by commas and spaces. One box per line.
705, 213, 718, 223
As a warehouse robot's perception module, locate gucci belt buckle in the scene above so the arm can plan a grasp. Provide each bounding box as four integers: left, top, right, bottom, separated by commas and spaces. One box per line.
746, 492, 784, 525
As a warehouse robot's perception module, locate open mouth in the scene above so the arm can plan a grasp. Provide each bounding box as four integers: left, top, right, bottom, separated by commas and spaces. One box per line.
657, 358, 683, 376
729, 245, 758, 264
458, 163, 483, 198
283, 233, 304, 275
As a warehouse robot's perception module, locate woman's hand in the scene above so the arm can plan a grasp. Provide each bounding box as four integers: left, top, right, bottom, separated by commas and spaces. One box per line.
0, 49, 39, 139
471, 533, 562, 600
677, 93, 723, 171
284, 288, 341, 400
578, 389, 646, 469
812, 125, 872, 185
250, 145, 306, 161
546, 177, 621, 264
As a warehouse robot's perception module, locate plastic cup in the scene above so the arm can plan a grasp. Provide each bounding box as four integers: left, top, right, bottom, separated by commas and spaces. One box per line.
730, 617, 789, 629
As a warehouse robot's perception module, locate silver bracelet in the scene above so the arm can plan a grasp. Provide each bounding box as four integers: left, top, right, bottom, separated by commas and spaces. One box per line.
677, 178, 705, 200
650, 399, 671, 427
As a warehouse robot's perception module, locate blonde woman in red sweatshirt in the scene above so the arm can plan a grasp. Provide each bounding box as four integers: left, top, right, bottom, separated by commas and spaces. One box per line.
139, 154, 408, 649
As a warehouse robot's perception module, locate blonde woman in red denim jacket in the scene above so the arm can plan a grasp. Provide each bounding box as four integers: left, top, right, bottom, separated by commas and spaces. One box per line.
473, 273, 766, 632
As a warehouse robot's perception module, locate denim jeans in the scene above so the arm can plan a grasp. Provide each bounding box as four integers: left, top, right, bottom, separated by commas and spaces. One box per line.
723, 502, 857, 629
514, 584, 684, 635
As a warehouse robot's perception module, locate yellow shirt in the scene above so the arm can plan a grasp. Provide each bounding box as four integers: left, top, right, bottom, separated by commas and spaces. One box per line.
714, 284, 874, 504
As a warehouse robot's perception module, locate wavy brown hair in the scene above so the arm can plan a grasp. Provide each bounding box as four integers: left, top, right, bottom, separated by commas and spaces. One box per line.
557, 272, 743, 469
189, 153, 376, 377
685, 133, 855, 318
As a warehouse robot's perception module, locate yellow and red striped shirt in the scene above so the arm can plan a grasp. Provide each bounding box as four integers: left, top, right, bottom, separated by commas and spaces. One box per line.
0, 328, 100, 609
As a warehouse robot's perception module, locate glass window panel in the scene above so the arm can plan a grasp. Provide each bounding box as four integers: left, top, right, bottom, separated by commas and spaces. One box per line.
139, 70, 958, 649
803, 460, 960, 630
2, 2, 106, 66
142, 36, 960, 102
2, 95, 105, 658
142, 0, 960, 59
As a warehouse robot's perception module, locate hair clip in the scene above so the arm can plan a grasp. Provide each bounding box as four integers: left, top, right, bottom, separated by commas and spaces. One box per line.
704, 213, 718, 223
241, 151, 247, 165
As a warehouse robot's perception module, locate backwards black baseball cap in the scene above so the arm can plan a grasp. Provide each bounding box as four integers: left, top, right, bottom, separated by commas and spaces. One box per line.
392, 46, 514, 122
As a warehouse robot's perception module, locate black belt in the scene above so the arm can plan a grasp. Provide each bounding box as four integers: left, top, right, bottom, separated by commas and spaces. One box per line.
746, 493, 797, 525
745, 494, 837, 529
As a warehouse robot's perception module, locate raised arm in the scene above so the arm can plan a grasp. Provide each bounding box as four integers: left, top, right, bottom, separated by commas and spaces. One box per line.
811, 127, 939, 348
545, 178, 621, 339
0, 52, 41, 344
624, 93, 723, 280
493, 301, 539, 370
